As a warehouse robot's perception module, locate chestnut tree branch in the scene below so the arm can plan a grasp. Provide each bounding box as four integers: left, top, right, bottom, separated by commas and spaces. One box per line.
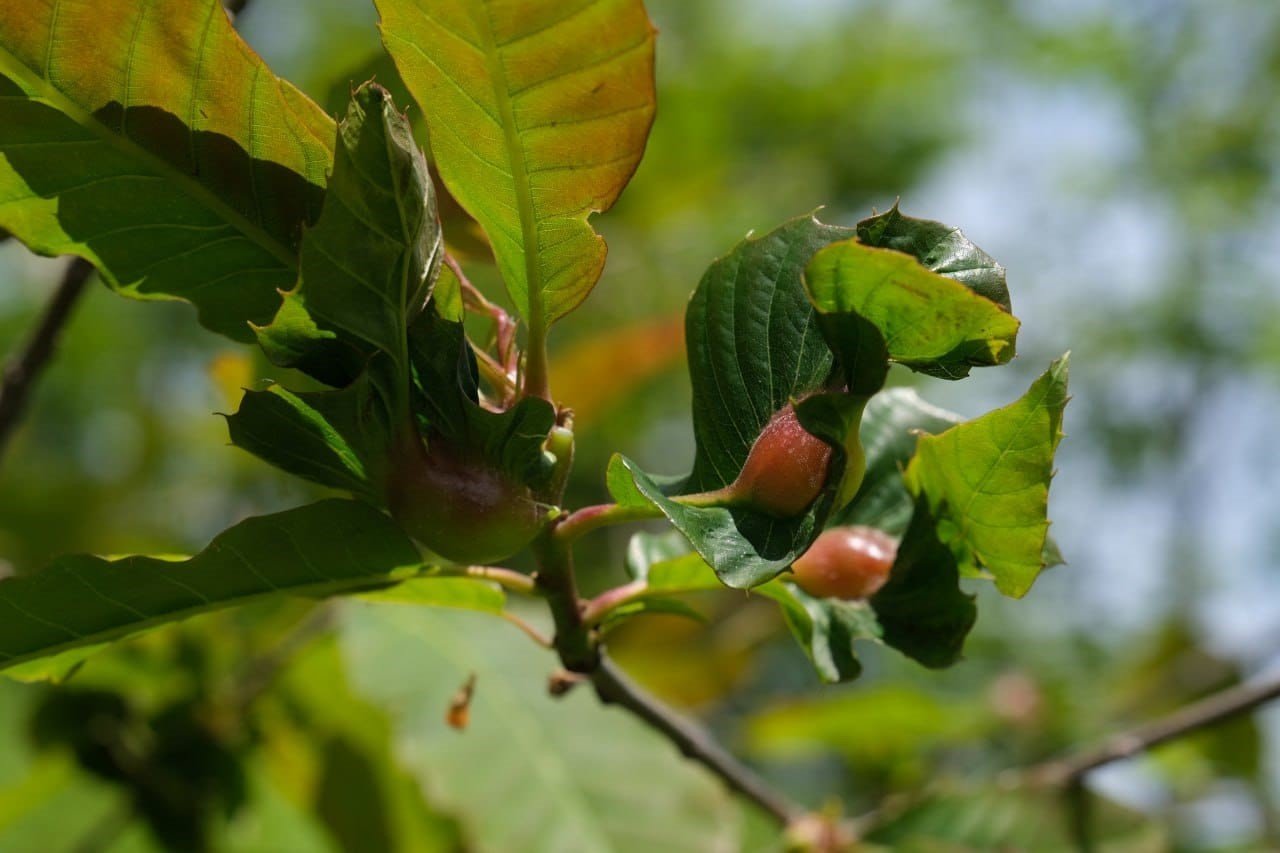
1029, 671, 1280, 786
534, 514, 807, 828
591, 653, 805, 826
554, 502, 665, 545
0, 258, 94, 463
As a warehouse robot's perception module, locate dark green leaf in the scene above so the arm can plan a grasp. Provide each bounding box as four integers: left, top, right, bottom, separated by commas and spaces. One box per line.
408, 301, 557, 487
0, 500, 425, 677
755, 581, 880, 683
905, 355, 1070, 597
0, 0, 333, 341
869, 499, 976, 669
805, 237, 1019, 380
256, 82, 442, 413
684, 213, 853, 492
857, 204, 1011, 311
607, 214, 868, 589
226, 377, 391, 501
607, 454, 825, 589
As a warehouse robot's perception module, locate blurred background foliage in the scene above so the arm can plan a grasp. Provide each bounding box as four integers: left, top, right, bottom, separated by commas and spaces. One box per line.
1, 0, 1278, 849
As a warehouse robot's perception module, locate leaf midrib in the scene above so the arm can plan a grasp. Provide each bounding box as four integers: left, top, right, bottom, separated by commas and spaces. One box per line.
0, 45, 321, 272
0, 568, 424, 674
471, 6, 545, 335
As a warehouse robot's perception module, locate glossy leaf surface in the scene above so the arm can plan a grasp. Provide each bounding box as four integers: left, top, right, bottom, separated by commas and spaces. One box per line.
0, 0, 333, 340
857, 204, 1011, 311
606, 215, 861, 589
805, 237, 1019, 380
255, 82, 442, 407
0, 500, 423, 676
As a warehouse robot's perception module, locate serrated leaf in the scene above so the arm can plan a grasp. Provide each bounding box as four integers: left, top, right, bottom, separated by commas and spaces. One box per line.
905, 355, 1070, 597
684, 213, 853, 491
607, 454, 825, 589
805, 237, 1019, 380
375, 0, 656, 331
408, 301, 556, 486
857, 204, 1011, 311
341, 605, 744, 853
0, 0, 333, 341
755, 581, 880, 683
256, 82, 442, 415
0, 500, 425, 677
226, 378, 392, 502
606, 215, 868, 589
836, 388, 963, 535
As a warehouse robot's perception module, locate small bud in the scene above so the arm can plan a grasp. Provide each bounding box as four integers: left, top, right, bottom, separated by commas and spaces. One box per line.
790, 526, 896, 600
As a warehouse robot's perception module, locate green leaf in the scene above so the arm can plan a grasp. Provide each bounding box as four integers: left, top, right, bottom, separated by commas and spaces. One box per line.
607, 454, 822, 589
357, 575, 505, 614
684, 213, 853, 491
0, 0, 333, 341
341, 605, 745, 853
856, 204, 1011, 311
905, 355, 1070, 597
607, 214, 867, 589
375, 0, 657, 331
865, 782, 1168, 852
804, 237, 1019, 380
256, 82, 443, 412
598, 597, 706, 631
836, 388, 962, 536
755, 581, 880, 683
0, 500, 425, 676
743, 684, 983, 764
408, 301, 557, 486
868, 499, 976, 669
225, 378, 391, 502
624, 531, 720, 593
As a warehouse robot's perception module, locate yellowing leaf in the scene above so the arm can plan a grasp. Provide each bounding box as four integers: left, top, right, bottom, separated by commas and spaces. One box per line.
0, 1, 334, 340
905, 356, 1070, 597
375, 0, 656, 335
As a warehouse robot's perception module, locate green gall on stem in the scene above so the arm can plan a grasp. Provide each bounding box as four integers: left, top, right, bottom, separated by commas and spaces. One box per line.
790, 525, 897, 600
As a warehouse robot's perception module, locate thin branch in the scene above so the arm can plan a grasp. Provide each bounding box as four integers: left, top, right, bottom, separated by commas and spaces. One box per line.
462, 565, 537, 595
1029, 671, 1280, 786
228, 605, 337, 711
581, 579, 648, 626
554, 502, 665, 545
532, 527, 597, 672
591, 654, 805, 826
501, 612, 553, 648
0, 258, 94, 462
